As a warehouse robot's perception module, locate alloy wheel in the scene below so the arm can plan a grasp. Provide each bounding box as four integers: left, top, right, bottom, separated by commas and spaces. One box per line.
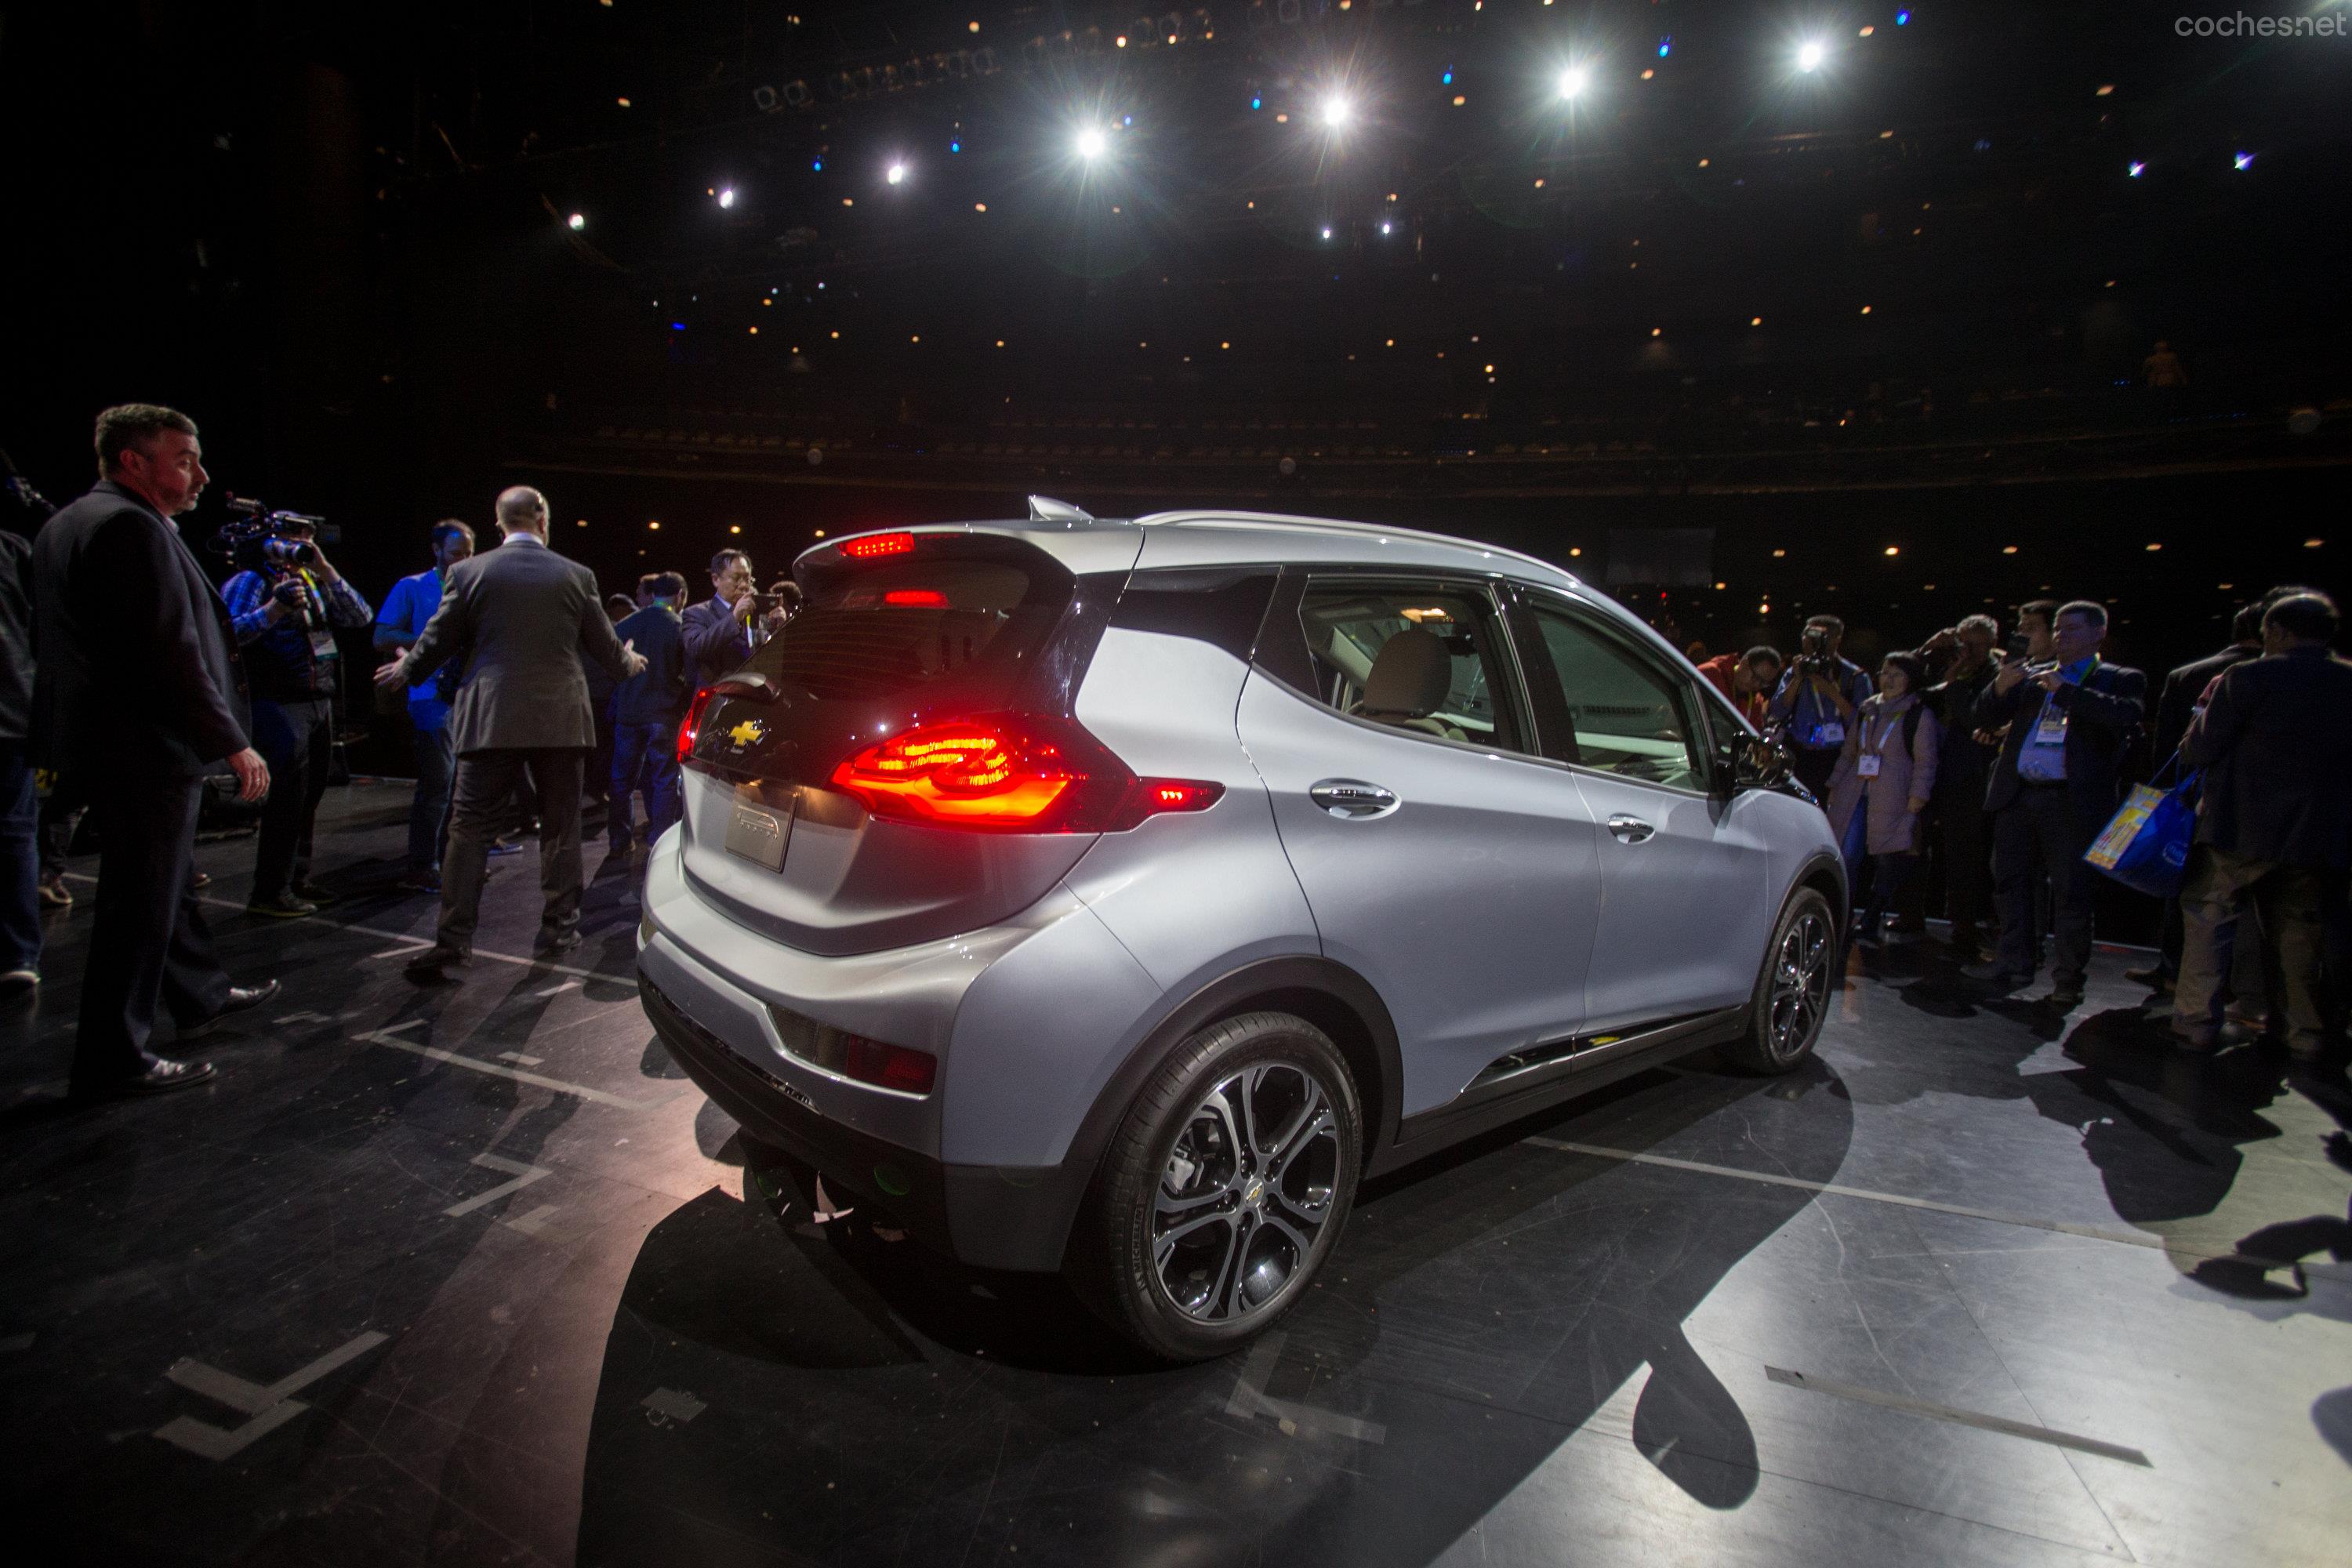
1152, 1063, 1341, 1323
1768, 909, 1833, 1061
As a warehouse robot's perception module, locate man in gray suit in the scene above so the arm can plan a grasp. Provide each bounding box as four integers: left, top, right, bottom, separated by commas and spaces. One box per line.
376, 485, 644, 977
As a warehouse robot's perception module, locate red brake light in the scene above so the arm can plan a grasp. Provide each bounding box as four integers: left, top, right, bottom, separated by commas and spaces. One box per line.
678, 686, 714, 761
828, 715, 1223, 832
881, 588, 949, 608
840, 531, 916, 559
842, 1035, 936, 1094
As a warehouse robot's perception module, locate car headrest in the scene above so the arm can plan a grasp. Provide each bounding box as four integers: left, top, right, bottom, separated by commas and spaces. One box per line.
1359, 627, 1454, 720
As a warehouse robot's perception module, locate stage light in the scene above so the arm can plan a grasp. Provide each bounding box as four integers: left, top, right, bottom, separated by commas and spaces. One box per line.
2233, 151, 2255, 170
1320, 94, 1353, 129
1772, 548, 1787, 557
1442, 69, 1453, 85
1320, 226, 1334, 240
2002, 545, 2018, 554
2096, 84, 2114, 97
1896, 9, 1911, 23
717, 187, 736, 208
1558, 64, 1591, 100
567, 212, 585, 230
811, 158, 823, 171
887, 163, 906, 185
1883, 546, 1899, 556
949, 140, 961, 153
1657, 37, 1671, 58
1797, 40, 1827, 71
1379, 220, 1392, 234
1075, 126, 1109, 160
1751, 316, 1762, 326
616, 96, 631, 108
2128, 161, 2146, 177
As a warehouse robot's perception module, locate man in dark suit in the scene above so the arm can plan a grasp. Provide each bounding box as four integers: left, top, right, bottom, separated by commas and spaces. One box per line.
31, 405, 277, 1096
681, 547, 761, 690
2172, 593, 2352, 1056
608, 571, 690, 861
1964, 599, 2148, 1008
2131, 599, 2270, 991
376, 485, 643, 977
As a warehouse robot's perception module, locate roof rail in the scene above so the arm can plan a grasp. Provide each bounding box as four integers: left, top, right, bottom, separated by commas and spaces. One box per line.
1028, 495, 1094, 524
1132, 509, 1572, 582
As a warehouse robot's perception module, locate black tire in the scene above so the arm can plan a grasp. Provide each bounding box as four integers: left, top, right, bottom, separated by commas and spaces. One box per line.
1069, 1011, 1363, 1363
1722, 887, 1838, 1074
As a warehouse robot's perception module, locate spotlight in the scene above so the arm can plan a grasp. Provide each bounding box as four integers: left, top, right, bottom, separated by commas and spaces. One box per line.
1558, 64, 1591, 100
1075, 126, 1109, 160
1796, 40, 1827, 71
1379, 220, 1392, 234
887, 163, 907, 185
2128, 160, 2146, 177
1320, 226, 1334, 241
1320, 94, 1353, 129
567, 212, 585, 230
717, 187, 736, 208
2233, 150, 2255, 171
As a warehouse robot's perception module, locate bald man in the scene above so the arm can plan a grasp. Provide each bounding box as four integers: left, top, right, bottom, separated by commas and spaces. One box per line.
376, 486, 644, 975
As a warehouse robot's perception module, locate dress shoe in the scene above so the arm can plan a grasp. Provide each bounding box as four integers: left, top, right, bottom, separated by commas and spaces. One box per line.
405, 944, 470, 981
537, 926, 583, 956
95, 1057, 218, 1098
394, 873, 441, 895
191, 869, 212, 890
36, 874, 71, 909
2042, 980, 2086, 1010
2123, 963, 2169, 987
245, 893, 318, 920
289, 880, 337, 905
180, 979, 282, 1037
1962, 962, 2033, 990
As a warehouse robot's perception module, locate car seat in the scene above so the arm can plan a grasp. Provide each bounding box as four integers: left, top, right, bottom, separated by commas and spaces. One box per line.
1351, 627, 1466, 741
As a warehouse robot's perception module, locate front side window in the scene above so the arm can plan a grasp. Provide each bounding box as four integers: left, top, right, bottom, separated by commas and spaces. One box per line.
1524, 604, 1706, 791
1296, 583, 1526, 753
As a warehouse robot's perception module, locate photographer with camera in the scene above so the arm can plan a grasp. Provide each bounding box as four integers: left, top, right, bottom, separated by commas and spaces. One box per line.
220, 509, 372, 917
1769, 614, 1875, 799
682, 548, 772, 689
31, 405, 277, 1098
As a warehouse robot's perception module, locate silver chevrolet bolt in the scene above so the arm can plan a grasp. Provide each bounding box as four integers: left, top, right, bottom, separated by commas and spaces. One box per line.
637, 500, 1843, 1360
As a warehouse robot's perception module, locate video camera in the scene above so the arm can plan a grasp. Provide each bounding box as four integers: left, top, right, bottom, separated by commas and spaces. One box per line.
1795, 622, 1836, 675
212, 495, 333, 572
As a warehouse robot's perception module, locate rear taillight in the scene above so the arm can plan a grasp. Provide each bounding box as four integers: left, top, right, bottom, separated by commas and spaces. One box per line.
881, 588, 949, 608
678, 686, 714, 762
842, 1035, 936, 1094
828, 715, 1222, 833
840, 531, 915, 559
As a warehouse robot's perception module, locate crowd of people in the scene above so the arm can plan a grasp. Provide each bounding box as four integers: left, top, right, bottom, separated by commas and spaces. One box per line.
1, 402, 2346, 1099
0, 405, 802, 1098
1698, 593, 2351, 1055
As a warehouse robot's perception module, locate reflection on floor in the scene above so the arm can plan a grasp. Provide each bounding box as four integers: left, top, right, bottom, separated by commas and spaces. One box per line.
0, 783, 2344, 1567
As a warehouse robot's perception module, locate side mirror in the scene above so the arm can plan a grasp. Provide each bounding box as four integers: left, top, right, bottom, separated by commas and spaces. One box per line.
1730, 731, 1790, 794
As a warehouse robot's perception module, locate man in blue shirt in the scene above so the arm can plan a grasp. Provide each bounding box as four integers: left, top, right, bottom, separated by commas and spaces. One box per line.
1965, 599, 2147, 1007
374, 521, 474, 891
221, 521, 374, 917
1769, 613, 1874, 800
607, 572, 691, 863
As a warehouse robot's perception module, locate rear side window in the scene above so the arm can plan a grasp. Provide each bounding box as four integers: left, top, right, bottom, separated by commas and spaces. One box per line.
1523, 604, 1707, 791
1296, 583, 1526, 753
762, 554, 1062, 702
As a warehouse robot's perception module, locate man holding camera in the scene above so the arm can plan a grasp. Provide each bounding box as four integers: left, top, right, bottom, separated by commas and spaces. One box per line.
1769, 614, 1875, 798
1914, 615, 2005, 958
376, 486, 643, 977
1965, 600, 2147, 1009
682, 548, 763, 690
31, 405, 277, 1097
222, 517, 373, 917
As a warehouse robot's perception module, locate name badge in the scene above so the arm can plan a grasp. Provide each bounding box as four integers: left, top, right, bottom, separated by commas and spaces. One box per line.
1857, 753, 1882, 779
308, 630, 339, 660
2034, 707, 2068, 746
1811, 720, 1846, 749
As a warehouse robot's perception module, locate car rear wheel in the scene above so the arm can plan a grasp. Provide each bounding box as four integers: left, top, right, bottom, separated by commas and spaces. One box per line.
1072, 1011, 1363, 1362
1723, 886, 1837, 1074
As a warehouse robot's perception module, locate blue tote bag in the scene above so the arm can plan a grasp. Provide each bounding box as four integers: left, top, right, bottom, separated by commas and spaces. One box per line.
2084, 754, 2198, 898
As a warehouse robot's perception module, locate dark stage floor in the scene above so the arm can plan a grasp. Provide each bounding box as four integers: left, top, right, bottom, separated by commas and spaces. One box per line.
2, 783, 2347, 1567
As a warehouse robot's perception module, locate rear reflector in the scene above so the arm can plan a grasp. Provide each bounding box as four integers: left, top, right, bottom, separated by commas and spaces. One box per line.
829, 714, 1222, 833
678, 686, 714, 762
840, 531, 916, 559
843, 1035, 937, 1094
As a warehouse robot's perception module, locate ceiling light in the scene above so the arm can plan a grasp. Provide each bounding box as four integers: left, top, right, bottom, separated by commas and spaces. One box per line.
717, 187, 736, 208
1321, 94, 1353, 129
887, 163, 907, 185
1558, 64, 1590, 100
1075, 126, 1108, 160
1797, 40, 1827, 71
567, 212, 585, 230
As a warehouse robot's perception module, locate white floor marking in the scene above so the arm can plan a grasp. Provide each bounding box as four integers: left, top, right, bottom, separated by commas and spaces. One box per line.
154, 1331, 390, 1461
441, 1153, 554, 1218
497, 1051, 545, 1067
534, 979, 583, 997
502, 1204, 560, 1236
353, 1027, 682, 1111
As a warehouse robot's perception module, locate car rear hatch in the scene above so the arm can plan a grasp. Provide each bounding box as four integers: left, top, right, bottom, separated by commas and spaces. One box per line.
677, 525, 1141, 955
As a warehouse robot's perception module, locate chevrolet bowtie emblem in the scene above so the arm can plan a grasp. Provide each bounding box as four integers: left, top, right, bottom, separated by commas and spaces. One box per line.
726, 719, 767, 748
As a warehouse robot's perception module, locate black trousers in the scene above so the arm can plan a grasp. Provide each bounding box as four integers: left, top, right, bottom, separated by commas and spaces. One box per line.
249, 696, 332, 900
72, 772, 230, 1087
1940, 794, 1994, 929
437, 747, 585, 952
1992, 786, 2099, 983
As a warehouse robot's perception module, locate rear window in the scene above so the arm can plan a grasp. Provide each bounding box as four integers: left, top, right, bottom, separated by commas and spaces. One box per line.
756, 549, 1069, 703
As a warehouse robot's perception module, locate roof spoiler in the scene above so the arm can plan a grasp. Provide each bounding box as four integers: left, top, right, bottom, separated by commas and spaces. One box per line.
1027, 495, 1094, 524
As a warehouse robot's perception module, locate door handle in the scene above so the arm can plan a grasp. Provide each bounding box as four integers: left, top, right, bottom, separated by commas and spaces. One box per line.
1309, 779, 1399, 819
1608, 814, 1656, 844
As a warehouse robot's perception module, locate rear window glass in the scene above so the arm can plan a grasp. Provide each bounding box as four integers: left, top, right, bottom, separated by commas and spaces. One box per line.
760, 555, 1063, 702
1297, 583, 1526, 753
